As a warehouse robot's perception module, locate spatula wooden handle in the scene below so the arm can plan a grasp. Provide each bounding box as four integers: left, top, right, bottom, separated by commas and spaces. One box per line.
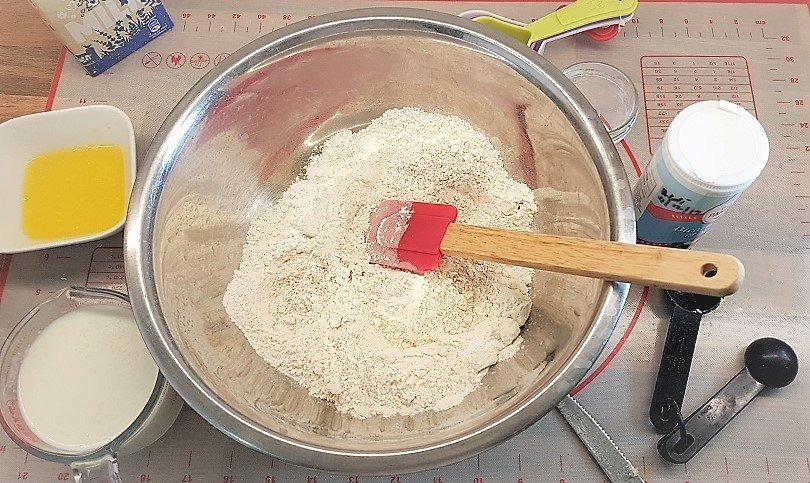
440, 224, 744, 296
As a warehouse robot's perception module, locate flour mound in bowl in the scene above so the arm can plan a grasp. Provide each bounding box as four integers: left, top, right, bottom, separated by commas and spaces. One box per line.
223, 108, 538, 418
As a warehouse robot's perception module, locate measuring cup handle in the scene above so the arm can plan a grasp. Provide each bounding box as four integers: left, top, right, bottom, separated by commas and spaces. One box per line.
649, 305, 703, 433
70, 453, 122, 483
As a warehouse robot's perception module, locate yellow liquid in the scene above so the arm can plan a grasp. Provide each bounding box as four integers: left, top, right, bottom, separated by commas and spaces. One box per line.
22, 145, 126, 240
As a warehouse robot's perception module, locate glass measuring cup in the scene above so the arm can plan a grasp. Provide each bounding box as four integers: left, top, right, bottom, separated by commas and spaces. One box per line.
0, 287, 183, 482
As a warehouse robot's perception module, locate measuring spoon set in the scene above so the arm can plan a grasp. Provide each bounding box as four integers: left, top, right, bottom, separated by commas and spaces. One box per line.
650, 292, 799, 463
459, 0, 638, 53
657, 337, 798, 463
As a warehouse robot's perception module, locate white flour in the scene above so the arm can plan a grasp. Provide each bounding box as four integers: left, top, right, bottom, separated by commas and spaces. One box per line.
223, 108, 538, 418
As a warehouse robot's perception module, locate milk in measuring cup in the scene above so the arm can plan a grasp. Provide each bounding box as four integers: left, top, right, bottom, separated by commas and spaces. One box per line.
633, 100, 769, 247
17, 305, 160, 453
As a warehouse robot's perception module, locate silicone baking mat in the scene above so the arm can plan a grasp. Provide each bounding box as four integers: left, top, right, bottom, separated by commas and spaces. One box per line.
1, 0, 809, 480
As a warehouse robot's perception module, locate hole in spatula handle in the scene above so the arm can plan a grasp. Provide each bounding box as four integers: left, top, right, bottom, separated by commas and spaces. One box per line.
701, 263, 718, 278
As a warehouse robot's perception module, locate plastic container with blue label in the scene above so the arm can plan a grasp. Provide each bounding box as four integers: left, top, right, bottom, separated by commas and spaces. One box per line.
632, 100, 769, 247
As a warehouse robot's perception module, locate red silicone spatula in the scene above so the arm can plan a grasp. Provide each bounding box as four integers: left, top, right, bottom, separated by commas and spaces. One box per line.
366, 200, 744, 296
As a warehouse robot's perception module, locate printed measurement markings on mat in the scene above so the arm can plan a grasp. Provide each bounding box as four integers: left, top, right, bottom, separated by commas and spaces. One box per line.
641, 56, 756, 154
85, 247, 126, 293
758, 28, 810, 247
178, 11, 289, 35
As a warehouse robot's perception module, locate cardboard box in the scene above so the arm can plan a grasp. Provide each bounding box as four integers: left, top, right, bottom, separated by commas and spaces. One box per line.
29, 0, 173, 76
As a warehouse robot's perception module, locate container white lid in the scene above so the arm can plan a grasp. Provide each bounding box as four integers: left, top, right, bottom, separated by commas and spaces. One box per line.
661, 100, 769, 195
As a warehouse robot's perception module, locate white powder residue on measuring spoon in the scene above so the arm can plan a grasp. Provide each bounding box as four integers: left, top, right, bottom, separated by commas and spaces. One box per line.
223, 108, 538, 418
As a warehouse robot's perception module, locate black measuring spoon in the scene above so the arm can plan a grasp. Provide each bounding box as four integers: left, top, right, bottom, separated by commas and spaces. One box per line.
658, 338, 798, 463
649, 290, 722, 433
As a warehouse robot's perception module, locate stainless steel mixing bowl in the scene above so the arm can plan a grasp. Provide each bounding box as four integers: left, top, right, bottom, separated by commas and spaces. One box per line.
125, 8, 634, 474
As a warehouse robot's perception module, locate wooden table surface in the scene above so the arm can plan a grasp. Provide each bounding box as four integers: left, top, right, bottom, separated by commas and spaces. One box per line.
0, 0, 61, 123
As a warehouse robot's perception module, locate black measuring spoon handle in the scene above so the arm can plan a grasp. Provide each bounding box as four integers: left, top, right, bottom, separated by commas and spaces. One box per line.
650, 304, 703, 433
658, 368, 764, 463
657, 338, 799, 463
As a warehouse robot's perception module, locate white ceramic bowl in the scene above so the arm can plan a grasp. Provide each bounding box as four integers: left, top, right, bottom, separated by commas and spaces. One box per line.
0, 105, 136, 253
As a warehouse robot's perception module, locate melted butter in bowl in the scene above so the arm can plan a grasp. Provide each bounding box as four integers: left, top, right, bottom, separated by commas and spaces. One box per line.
0, 105, 135, 254
22, 145, 126, 240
